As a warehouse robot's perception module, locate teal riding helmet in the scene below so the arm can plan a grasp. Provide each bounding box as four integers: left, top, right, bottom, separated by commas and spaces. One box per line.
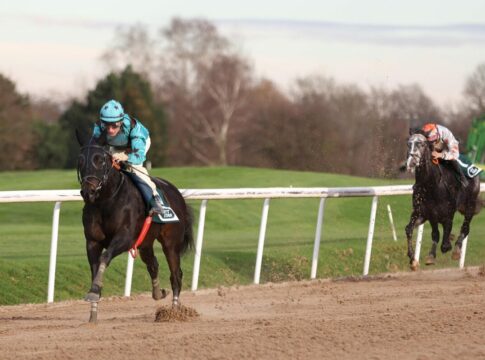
100, 100, 124, 122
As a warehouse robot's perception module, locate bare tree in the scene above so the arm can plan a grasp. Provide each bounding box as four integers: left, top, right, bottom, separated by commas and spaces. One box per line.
367, 84, 442, 177
187, 54, 252, 165
156, 18, 252, 165
464, 63, 485, 115
101, 23, 156, 80
237, 79, 296, 168
157, 18, 229, 93
30, 98, 62, 124
100, 18, 253, 165
285, 76, 376, 175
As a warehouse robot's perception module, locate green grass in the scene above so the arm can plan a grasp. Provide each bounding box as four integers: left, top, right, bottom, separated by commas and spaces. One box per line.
1, 166, 485, 305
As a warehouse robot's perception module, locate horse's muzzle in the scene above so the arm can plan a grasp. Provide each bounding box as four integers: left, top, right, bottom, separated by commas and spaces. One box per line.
406, 154, 419, 173
406, 162, 416, 173
81, 183, 100, 203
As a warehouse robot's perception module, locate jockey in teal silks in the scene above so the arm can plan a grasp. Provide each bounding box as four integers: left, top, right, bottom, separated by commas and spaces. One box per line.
92, 99, 165, 215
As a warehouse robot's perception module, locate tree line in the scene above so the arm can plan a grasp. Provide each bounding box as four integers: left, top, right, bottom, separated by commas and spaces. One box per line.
1, 18, 485, 177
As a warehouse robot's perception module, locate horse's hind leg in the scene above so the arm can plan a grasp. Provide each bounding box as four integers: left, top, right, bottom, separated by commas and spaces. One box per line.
425, 221, 440, 265
162, 246, 183, 307
139, 246, 167, 300
452, 208, 475, 260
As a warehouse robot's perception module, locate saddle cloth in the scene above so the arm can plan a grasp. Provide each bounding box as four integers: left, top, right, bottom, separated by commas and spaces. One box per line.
458, 154, 483, 178
152, 188, 179, 224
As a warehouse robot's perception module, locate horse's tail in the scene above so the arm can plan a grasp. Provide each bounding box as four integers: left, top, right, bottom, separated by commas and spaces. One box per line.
181, 204, 195, 255
471, 178, 483, 215
474, 196, 484, 215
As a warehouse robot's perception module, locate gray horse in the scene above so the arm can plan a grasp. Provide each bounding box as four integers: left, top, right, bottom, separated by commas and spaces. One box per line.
405, 129, 481, 270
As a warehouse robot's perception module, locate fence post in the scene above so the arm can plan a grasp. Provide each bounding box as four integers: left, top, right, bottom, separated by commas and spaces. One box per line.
387, 204, 397, 241
363, 196, 378, 276
47, 201, 62, 303
459, 236, 468, 269
124, 253, 135, 297
413, 224, 424, 263
254, 198, 270, 284
191, 200, 208, 291
311, 198, 326, 279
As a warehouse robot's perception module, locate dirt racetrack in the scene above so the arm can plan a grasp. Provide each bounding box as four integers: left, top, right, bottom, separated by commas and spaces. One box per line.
1, 267, 485, 360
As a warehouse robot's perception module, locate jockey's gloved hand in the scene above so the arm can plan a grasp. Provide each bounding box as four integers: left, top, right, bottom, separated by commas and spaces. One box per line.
112, 152, 128, 162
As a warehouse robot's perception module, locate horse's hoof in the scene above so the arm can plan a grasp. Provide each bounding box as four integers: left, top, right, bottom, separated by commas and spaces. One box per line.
425, 255, 436, 265
152, 288, 168, 301
88, 311, 98, 324
85, 292, 100, 302
441, 242, 452, 253
88, 316, 98, 324
172, 296, 180, 308
451, 248, 461, 260
410, 260, 419, 271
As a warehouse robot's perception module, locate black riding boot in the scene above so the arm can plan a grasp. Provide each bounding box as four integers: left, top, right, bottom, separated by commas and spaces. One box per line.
451, 160, 468, 187
125, 171, 162, 214
150, 194, 164, 215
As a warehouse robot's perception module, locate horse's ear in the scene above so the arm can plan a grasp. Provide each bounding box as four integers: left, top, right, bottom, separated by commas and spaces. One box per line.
409, 127, 420, 135
75, 128, 89, 146
97, 130, 108, 146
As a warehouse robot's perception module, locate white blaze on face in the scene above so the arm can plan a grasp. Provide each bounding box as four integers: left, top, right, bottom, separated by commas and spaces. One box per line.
406, 134, 426, 172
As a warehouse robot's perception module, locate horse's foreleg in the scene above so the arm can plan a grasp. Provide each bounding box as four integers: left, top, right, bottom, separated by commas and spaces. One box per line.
86, 262, 107, 301
139, 246, 167, 300
405, 219, 416, 261
86, 235, 131, 302
405, 213, 423, 269
85, 241, 103, 302
425, 221, 440, 265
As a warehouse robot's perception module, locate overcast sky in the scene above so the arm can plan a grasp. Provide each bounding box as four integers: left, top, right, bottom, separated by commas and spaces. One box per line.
1, 0, 485, 106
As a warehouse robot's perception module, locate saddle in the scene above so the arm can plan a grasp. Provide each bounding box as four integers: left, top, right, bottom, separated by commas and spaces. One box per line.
122, 169, 179, 224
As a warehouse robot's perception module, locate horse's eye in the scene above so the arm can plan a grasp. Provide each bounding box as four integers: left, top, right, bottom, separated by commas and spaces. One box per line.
78, 154, 85, 168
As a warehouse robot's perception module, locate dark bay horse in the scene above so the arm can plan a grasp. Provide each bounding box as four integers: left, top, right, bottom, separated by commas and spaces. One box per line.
77, 133, 193, 322
405, 130, 481, 270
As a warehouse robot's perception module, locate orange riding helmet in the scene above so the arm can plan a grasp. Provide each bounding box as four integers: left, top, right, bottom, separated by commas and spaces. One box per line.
422, 123, 439, 142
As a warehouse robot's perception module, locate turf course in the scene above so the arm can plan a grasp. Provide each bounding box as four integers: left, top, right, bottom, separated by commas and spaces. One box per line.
1, 166, 485, 305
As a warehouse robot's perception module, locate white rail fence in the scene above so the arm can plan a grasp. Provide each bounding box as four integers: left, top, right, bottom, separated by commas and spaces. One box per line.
1, 184, 483, 303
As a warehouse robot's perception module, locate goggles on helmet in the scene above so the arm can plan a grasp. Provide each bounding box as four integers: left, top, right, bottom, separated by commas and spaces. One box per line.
102, 120, 122, 129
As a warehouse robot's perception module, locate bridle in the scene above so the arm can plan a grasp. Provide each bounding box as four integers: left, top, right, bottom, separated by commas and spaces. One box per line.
406, 134, 427, 170
77, 144, 124, 199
